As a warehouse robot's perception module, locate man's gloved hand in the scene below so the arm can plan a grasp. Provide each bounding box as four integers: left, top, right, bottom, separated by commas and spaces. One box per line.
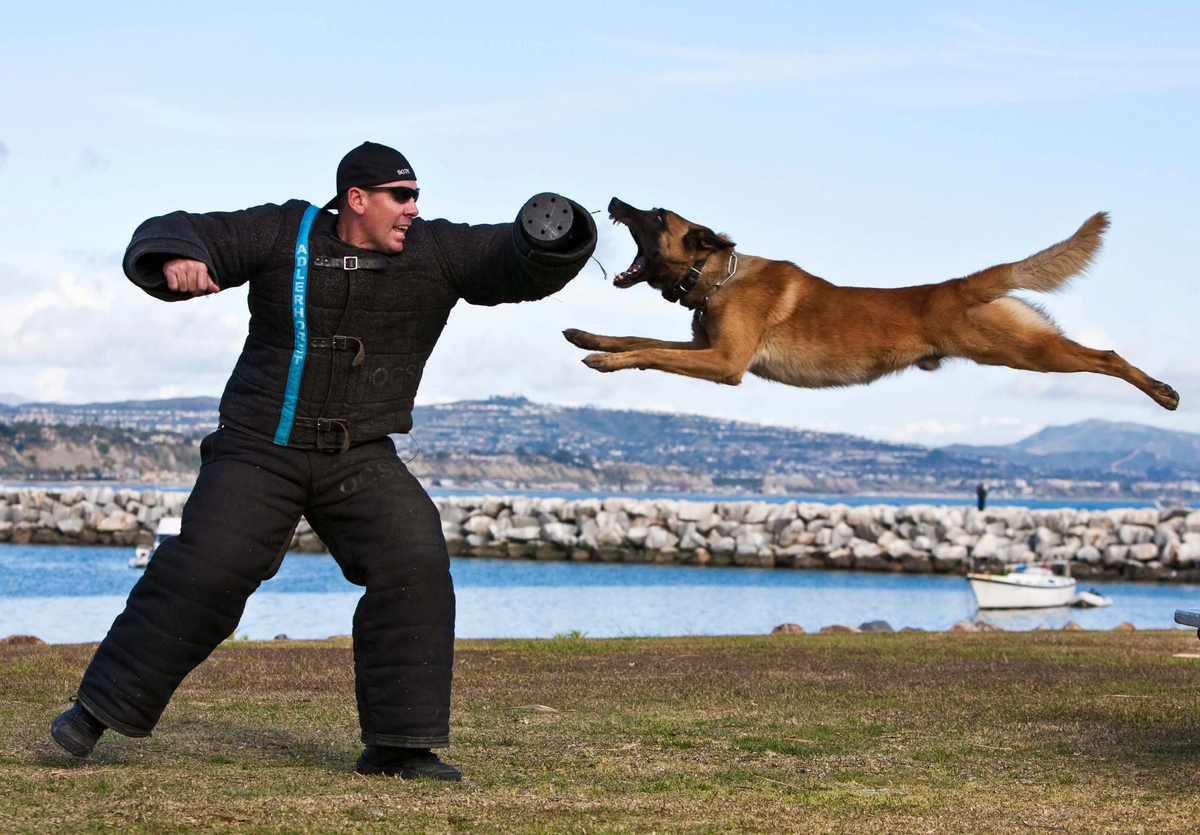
518, 192, 582, 252
164, 258, 220, 295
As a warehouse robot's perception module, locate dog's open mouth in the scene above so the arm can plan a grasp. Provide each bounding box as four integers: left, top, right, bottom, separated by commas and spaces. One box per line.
614, 254, 646, 288
610, 214, 646, 288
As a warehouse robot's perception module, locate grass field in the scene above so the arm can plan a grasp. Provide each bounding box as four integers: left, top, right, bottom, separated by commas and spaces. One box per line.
3, 630, 1199, 833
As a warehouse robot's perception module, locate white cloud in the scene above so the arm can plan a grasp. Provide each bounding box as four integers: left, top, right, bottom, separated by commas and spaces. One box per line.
867, 420, 969, 443
33, 367, 70, 402
0, 260, 247, 403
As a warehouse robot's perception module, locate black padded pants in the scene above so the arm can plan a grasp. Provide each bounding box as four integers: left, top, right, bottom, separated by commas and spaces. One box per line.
76, 426, 455, 748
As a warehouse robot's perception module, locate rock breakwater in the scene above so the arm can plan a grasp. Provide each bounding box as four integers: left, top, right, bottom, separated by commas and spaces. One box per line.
4, 488, 1198, 582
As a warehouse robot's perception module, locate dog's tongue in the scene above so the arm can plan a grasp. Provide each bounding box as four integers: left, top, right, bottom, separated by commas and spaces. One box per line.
614, 255, 646, 287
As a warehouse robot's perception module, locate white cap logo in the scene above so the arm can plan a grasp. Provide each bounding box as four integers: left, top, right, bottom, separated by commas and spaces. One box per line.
397, 168, 412, 177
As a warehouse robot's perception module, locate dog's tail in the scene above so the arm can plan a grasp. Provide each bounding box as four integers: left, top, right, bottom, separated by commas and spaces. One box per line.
958, 212, 1109, 304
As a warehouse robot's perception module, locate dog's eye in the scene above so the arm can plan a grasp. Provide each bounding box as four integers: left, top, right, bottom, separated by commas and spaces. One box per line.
654, 210, 667, 226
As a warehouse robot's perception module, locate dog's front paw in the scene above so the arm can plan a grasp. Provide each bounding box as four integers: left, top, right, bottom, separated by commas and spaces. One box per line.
563, 328, 599, 350
583, 353, 621, 373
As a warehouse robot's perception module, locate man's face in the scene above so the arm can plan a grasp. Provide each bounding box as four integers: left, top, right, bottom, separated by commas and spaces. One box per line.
354, 180, 420, 253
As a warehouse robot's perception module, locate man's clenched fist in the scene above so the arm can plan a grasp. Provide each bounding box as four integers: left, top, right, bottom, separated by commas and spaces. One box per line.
164, 258, 220, 295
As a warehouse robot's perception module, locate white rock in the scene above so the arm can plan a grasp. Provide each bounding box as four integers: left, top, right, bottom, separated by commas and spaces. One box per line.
1124, 508, 1160, 527
831, 522, 854, 548
709, 535, 736, 554
972, 533, 1000, 559
464, 515, 493, 536
852, 542, 884, 560
596, 525, 626, 546
1103, 545, 1130, 565
1155, 526, 1181, 549
56, 518, 86, 535
541, 523, 578, 546
480, 496, 507, 517
1118, 524, 1154, 545
505, 526, 543, 542
645, 527, 679, 551
777, 519, 809, 547
625, 526, 650, 547
1176, 541, 1200, 566
596, 511, 630, 531
96, 510, 138, 532
1127, 542, 1160, 562
439, 505, 467, 525
677, 500, 715, 522
933, 544, 968, 562
743, 503, 772, 525
798, 503, 829, 521
574, 498, 602, 518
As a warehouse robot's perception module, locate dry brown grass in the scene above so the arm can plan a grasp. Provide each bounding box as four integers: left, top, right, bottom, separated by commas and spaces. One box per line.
3, 630, 1200, 833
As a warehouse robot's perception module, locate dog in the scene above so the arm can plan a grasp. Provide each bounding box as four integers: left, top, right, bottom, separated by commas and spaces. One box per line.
564, 198, 1179, 411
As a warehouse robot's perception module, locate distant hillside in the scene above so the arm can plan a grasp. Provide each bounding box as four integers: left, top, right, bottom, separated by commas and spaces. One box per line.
0, 397, 220, 435
945, 420, 1200, 480
2, 395, 1198, 497
0, 423, 199, 482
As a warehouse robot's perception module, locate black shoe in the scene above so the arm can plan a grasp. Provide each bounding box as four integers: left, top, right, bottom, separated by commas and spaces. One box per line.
51, 702, 106, 758
355, 746, 462, 781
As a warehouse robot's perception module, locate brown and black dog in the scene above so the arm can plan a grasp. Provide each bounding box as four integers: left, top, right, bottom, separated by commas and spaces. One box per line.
564, 198, 1179, 410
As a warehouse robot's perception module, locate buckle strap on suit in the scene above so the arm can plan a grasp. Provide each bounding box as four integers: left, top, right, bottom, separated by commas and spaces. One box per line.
312, 255, 388, 271
294, 416, 352, 452
309, 335, 366, 366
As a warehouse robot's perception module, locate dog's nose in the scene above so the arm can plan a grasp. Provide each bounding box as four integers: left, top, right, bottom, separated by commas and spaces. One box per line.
608, 197, 627, 213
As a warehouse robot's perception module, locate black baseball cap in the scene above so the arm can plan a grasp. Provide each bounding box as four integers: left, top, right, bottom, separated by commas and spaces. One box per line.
322, 142, 417, 210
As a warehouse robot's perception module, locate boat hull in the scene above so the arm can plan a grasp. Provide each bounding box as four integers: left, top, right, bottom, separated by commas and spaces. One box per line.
968, 573, 1078, 609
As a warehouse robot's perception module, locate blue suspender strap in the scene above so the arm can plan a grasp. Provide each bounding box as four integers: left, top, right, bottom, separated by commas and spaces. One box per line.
273, 204, 320, 446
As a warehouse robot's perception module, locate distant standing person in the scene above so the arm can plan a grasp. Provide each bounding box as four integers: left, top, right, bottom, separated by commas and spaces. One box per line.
977, 483, 988, 511
49, 142, 597, 781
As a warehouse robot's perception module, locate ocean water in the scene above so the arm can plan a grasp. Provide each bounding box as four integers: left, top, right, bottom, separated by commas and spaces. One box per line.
2, 543, 1196, 644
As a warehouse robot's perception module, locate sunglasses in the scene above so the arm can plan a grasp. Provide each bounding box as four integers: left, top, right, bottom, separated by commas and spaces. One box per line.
364, 185, 420, 204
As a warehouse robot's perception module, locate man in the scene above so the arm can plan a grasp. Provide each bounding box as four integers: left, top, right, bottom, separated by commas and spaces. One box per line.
50, 142, 597, 780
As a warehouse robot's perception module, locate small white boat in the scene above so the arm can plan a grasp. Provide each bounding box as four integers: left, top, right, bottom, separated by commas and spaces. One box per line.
129, 516, 182, 569
968, 563, 1077, 609
1072, 589, 1113, 608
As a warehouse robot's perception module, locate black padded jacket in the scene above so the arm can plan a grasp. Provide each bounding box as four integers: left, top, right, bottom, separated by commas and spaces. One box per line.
123, 199, 596, 450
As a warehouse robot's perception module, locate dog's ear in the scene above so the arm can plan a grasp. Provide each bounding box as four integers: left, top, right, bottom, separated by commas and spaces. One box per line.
684, 227, 736, 252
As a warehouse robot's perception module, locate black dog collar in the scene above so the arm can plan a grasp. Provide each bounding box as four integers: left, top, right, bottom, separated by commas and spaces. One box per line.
662, 255, 711, 303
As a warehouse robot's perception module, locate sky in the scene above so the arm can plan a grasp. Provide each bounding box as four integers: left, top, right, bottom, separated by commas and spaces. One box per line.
1, 1, 1197, 448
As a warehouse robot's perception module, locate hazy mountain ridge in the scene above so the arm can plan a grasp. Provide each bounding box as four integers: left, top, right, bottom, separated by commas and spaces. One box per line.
944, 419, 1200, 479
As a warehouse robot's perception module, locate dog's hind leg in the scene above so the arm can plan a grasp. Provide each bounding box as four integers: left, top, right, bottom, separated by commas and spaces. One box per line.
956, 298, 1179, 410
563, 328, 708, 353
1029, 340, 1178, 410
